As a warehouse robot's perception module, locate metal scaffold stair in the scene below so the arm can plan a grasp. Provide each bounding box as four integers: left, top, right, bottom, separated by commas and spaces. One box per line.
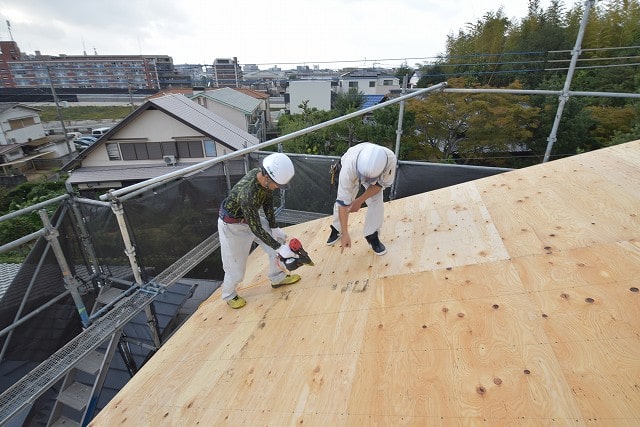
0, 290, 159, 426
0, 231, 224, 425
47, 331, 121, 427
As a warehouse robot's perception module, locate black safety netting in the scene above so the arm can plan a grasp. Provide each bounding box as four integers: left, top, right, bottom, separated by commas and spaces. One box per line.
253, 152, 511, 214
117, 159, 247, 280
0, 152, 510, 375
392, 161, 511, 199
0, 148, 514, 408
115, 152, 512, 281
0, 204, 89, 380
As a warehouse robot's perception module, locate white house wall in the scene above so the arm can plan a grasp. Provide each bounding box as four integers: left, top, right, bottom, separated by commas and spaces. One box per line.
81, 110, 228, 167
338, 76, 400, 96
289, 81, 332, 114
196, 99, 248, 132
0, 107, 46, 145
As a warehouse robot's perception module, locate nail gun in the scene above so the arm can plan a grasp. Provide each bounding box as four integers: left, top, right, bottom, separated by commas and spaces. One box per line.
277, 238, 315, 272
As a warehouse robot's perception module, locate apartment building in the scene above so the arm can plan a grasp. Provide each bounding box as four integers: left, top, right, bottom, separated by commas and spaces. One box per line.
209, 58, 242, 88
0, 41, 191, 90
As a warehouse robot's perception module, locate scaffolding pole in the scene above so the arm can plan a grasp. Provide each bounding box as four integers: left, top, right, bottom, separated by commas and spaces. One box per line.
107, 191, 162, 348
39, 209, 90, 327
99, 82, 448, 201
543, 0, 596, 163
391, 74, 408, 200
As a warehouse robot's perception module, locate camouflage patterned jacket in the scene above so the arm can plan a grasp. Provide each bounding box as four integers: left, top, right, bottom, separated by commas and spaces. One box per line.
220, 168, 280, 250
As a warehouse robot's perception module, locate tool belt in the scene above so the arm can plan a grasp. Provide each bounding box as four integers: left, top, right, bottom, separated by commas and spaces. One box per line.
221, 215, 246, 224
329, 160, 341, 193
219, 204, 246, 224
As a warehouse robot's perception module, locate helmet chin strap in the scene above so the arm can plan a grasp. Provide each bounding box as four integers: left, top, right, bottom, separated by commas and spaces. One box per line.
258, 170, 269, 188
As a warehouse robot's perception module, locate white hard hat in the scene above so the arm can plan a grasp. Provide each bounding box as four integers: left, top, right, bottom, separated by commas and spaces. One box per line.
262, 153, 295, 189
356, 144, 388, 181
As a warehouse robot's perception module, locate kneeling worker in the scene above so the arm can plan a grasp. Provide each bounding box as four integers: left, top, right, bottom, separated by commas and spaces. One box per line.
327, 142, 397, 255
218, 152, 300, 309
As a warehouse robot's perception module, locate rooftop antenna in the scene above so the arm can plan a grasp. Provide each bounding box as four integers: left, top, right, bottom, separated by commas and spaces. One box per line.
82, 37, 87, 55
6, 20, 14, 41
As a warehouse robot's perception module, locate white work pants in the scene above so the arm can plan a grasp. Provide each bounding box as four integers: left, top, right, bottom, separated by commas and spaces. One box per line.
332, 184, 384, 237
218, 217, 286, 301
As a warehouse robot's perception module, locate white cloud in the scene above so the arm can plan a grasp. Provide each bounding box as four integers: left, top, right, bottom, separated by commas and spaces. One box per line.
0, 0, 556, 68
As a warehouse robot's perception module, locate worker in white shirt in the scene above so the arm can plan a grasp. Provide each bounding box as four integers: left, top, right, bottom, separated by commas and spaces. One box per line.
326, 142, 397, 255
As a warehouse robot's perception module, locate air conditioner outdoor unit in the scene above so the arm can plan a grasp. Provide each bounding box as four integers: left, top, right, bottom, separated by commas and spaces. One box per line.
163, 155, 177, 166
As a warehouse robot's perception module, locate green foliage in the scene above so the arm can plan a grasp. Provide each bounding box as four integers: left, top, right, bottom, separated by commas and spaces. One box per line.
279, 1, 639, 165
37, 105, 132, 122
609, 123, 640, 145
395, 63, 415, 85
410, 0, 640, 160
332, 88, 365, 115
406, 78, 541, 165
0, 181, 67, 262
278, 92, 408, 158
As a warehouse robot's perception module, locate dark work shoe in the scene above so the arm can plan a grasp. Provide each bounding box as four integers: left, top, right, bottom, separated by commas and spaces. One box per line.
365, 231, 387, 256
326, 225, 341, 246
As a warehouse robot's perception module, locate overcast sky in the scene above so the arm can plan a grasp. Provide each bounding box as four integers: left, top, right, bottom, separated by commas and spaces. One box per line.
0, 0, 554, 69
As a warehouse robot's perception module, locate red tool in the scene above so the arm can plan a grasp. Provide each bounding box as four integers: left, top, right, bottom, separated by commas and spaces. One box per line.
277, 238, 315, 272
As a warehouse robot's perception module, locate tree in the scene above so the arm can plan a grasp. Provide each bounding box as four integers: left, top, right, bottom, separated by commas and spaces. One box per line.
405, 78, 540, 166
278, 104, 335, 155
585, 104, 638, 146
332, 88, 364, 115
0, 180, 67, 262
395, 63, 414, 86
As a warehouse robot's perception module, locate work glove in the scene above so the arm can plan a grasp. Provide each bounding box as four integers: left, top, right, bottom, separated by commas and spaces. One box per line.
277, 243, 298, 259
271, 227, 286, 243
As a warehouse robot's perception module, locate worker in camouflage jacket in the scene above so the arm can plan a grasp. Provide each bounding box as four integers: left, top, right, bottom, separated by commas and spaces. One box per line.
217, 153, 300, 309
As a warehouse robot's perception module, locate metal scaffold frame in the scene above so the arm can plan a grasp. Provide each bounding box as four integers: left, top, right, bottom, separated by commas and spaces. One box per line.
2, 2, 640, 422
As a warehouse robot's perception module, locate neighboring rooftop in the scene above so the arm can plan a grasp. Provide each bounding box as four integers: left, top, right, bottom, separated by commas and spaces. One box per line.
0, 264, 21, 300
90, 140, 640, 425
192, 87, 261, 114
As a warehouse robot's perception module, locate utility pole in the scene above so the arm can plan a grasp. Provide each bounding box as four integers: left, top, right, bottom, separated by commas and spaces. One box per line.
6, 20, 13, 42
46, 64, 72, 155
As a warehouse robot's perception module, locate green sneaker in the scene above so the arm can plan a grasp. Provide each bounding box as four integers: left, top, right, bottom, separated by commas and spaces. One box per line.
227, 295, 246, 309
272, 274, 301, 288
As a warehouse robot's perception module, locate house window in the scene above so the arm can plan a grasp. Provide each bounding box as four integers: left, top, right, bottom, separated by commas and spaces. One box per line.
161, 141, 178, 157
177, 140, 204, 158
382, 80, 393, 86
204, 140, 217, 157
110, 140, 206, 161
369, 81, 375, 88
348, 81, 358, 89
146, 142, 163, 159
121, 143, 149, 160
7, 116, 36, 130
106, 143, 121, 160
